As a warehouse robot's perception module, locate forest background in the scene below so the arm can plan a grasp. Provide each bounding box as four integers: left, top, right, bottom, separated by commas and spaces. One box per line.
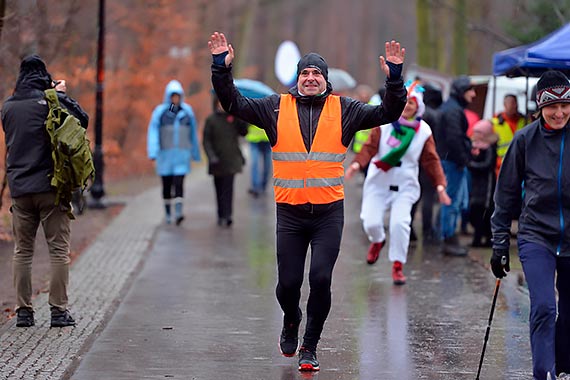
0, 0, 567, 210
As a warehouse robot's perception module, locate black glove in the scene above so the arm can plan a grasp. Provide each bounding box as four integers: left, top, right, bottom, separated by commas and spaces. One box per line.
490, 248, 510, 278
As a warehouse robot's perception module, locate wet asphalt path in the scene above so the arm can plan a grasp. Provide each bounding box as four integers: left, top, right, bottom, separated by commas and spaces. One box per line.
70, 165, 532, 380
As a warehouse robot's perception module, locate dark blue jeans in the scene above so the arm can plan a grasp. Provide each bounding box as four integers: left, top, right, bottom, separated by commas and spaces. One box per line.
440, 160, 467, 239
518, 240, 570, 379
249, 142, 272, 193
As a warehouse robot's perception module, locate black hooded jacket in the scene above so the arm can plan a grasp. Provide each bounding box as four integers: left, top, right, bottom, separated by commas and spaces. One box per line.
435, 78, 472, 167
211, 63, 406, 157
1, 56, 89, 197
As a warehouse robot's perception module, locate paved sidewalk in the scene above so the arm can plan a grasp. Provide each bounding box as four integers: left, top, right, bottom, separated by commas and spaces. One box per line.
0, 184, 164, 380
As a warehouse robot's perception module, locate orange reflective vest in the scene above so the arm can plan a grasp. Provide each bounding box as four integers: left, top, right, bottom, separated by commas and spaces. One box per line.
272, 94, 346, 205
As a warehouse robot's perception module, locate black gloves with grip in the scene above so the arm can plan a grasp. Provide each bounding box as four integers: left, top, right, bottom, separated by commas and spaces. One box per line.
490, 249, 510, 278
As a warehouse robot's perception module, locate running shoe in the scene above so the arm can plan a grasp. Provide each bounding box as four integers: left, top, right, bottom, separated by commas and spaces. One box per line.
392, 261, 406, 285
298, 346, 319, 371
366, 241, 384, 265
279, 321, 300, 357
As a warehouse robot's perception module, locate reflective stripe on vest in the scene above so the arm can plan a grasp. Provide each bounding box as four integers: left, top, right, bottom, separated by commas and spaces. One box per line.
272, 152, 346, 162
272, 94, 346, 205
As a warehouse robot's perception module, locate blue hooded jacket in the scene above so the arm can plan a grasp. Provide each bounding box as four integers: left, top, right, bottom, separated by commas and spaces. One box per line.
147, 80, 201, 176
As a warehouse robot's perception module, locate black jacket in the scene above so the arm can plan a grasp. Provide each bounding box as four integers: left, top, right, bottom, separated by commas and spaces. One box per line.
202, 111, 247, 177
436, 95, 471, 167
468, 144, 496, 208
2, 82, 88, 198
491, 119, 570, 257
211, 64, 406, 153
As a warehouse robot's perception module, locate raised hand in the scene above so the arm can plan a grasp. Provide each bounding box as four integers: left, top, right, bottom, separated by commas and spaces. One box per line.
208, 32, 234, 67
379, 40, 406, 78
54, 80, 67, 93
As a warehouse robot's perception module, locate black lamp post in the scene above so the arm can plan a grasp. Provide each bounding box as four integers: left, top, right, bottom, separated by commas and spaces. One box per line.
90, 0, 106, 208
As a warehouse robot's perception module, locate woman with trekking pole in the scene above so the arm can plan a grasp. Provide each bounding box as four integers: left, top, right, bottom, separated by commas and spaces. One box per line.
491, 70, 570, 380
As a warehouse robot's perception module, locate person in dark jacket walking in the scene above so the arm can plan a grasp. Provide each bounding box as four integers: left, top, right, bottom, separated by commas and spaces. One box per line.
491, 70, 570, 380
1, 55, 89, 328
208, 32, 406, 372
202, 94, 248, 227
436, 75, 476, 256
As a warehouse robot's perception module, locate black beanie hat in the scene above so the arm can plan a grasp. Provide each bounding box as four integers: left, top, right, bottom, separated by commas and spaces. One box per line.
296, 53, 328, 81
450, 75, 473, 98
536, 70, 570, 109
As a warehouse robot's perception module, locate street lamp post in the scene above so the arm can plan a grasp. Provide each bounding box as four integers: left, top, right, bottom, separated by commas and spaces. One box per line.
90, 0, 106, 208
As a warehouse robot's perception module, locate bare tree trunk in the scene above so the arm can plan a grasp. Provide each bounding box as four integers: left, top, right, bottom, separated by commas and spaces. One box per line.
452, 0, 468, 74
234, 0, 259, 77
0, 0, 5, 43
416, 0, 432, 68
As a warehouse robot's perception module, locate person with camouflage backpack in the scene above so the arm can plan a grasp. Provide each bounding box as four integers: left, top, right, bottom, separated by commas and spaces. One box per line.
1, 55, 89, 328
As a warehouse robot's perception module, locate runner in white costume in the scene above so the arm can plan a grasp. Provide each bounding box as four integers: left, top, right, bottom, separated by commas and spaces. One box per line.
346, 81, 451, 284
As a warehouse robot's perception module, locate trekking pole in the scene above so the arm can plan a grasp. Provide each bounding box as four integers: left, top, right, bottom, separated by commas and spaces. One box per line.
475, 272, 503, 380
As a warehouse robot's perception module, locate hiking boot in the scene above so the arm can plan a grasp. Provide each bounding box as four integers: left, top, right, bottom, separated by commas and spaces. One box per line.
366, 241, 384, 265
175, 215, 185, 226
558, 373, 570, 379
298, 346, 319, 371
279, 320, 300, 357
51, 308, 76, 328
16, 308, 34, 327
442, 235, 468, 256
392, 261, 406, 285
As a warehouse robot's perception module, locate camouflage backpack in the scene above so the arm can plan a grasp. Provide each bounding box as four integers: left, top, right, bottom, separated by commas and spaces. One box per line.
44, 89, 95, 214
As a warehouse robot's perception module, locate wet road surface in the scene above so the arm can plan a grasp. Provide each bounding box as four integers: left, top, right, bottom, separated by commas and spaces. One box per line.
70, 169, 532, 380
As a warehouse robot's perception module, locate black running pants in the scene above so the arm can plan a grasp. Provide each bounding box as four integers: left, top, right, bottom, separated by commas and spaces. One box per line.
161, 175, 184, 199
275, 201, 344, 349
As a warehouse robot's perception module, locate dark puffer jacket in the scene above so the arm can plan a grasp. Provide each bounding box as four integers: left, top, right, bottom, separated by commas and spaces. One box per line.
491, 119, 570, 257
1, 56, 89, 198
435, 79, 472, 167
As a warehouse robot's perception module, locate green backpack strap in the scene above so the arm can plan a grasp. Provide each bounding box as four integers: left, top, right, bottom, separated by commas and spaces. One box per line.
44, 88, 60, 109
44, 89, 60, 140
44, 89, 67, 212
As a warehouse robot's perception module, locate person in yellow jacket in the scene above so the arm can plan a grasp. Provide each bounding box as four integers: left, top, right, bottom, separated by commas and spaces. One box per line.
245, 124, 272, 197
209, 32, 406, 372
492, 94, 526, 174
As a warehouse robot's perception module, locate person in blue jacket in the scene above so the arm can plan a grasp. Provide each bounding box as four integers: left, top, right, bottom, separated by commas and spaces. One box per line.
147, 80, 201, 225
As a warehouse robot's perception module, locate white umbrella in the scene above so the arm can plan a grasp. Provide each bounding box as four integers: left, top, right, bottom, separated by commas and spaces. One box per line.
328, 68, 357, 92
